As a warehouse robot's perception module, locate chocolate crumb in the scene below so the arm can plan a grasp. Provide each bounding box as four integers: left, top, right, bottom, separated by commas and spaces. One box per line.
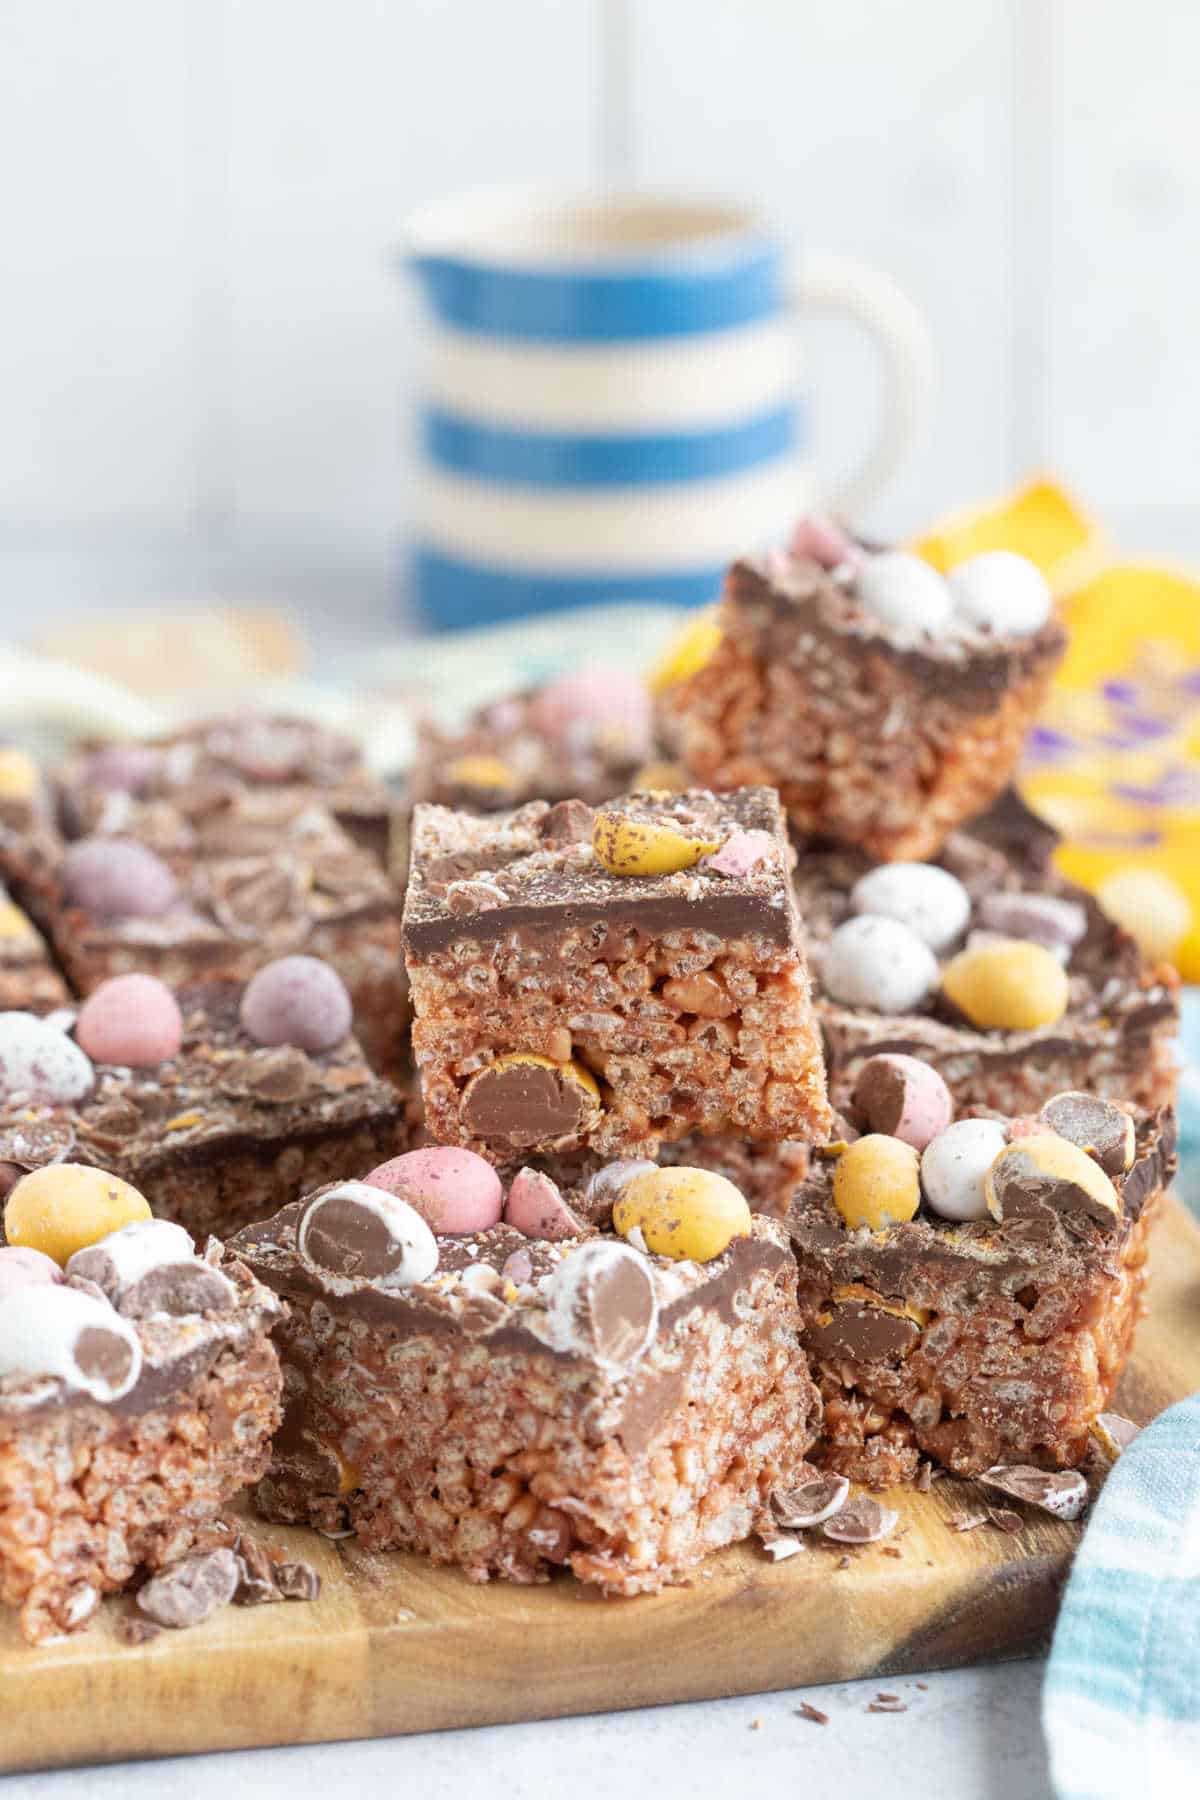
881, 1545, 902, 1558
950, 1511, 989, 1533
987, 1507, 1023, 1534
120, 1614, 163, 1647
876, 1692, 900, 1702
274, 1560, 321, 1602
916, 1682, 928, 1690
836, 1554, 851, 1570
916, 1461, 933, 1493
867, 1701, 908, 1714
797, 1702, 829, 1725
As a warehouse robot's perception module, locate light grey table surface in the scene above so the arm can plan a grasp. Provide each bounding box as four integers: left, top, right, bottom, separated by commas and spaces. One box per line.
8, 1660, 1051, 1800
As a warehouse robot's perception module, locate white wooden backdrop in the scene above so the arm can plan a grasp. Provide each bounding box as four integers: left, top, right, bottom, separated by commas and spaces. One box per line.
0, 0, 1197, 638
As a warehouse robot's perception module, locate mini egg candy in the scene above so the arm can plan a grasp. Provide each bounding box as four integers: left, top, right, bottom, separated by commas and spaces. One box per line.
443, 755, 516, 794
3, 1163, 152, 1266
1095, 867, 1193, 964
0, 1011, 95, 1104
503, 1167, 581, 1240
702, 829, 776, 879
62, 839, 177, 920
0, 746, 38, 797
614, 1166, 752, 1263
789, 514, 853, 569
583, 1158, 657, 1217
920, 1118, 1009, 1222
0, 1244, 64, 1296
940, 938, 1070, 1031
984, 1133, 1121, 1231
542, 1240, 658, 1369
592, 810, 720, 877
831, 1135, 921, 1231
0, 1284, 142, 1402
66, 1217, 235, 1318
821, 915, 939, 1013
298, 1180, 439, 1287
460, 1053, 601, 1149
851, 1053, 953, 1151
74, 973, 184, 1067
83, 744, 160, 793
239, 955, 353, 1053
976, 891, 1088, 962
1038, 1091, 1136, 1178
949, 550, 1052, 636
364, 1145, 503, 1235
850, 862, 971, 951
856, 552, 954, 635
528, 667, 653, 757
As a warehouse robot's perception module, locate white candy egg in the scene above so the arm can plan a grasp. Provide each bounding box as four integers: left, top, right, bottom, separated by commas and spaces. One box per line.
856, 552, 954, 635
821, 915, 940, 1013
920, 1119, 1009, 1222
0, 1012, 94, 1104
850, 862, 971, 952
949, 551, 1052, 636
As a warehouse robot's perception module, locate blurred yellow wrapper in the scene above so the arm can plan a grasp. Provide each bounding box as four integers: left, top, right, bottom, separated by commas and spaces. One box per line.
912, 476, 1106, 596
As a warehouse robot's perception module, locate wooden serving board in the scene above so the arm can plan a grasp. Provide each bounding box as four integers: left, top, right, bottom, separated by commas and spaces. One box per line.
5, 1195, 1200, 1774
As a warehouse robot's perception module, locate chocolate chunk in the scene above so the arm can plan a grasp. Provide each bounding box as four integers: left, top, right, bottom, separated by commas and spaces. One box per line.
461, 1059, 599, 1149
807, 1298, 921, 1364
796, 1702, 829, 1726
1039, 1092, 1136, 1177
978, 1464, 1089, 1521
74, 1324, 138, 1391
821, 1494, 898, 1545
539, 799, 595, 845
544, 1240, 658, 1368
445, 879, 508, 916
233, 1535, 283, 1606
223, 1045, 313, 1105
771, 1471, 850, 1529
120, 1614, 163, 1647
136, 1548, 239, 1628
211, 864, 300, 936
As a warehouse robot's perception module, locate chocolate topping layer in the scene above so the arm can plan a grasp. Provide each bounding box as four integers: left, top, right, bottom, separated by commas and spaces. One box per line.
731, 557, 1067, 712
403, 787, 798, 956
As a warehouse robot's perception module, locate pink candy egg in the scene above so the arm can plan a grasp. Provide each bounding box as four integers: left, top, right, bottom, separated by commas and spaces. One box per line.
789, 515, 854, 570
63, 839, 177, 920
83, 744, 160, 794
75, 974, 184, 1067
0, 1244, 64, 1297
364, 1147, 503, 1236
503, 1167, 581, 1241
239, 956, 352, 1053
703, 829, 775, 879
528, 667, 652, 755
852, 1053, 954, 1152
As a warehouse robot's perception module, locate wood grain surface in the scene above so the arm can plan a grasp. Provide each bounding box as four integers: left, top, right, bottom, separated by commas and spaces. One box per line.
4, 1195, 1199, 1774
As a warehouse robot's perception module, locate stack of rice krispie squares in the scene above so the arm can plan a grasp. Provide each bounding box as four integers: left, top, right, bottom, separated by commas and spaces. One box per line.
0, 520, 1182, 1638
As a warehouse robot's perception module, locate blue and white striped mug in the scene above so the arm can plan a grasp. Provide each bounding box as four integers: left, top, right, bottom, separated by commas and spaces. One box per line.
403, 192, 934, 629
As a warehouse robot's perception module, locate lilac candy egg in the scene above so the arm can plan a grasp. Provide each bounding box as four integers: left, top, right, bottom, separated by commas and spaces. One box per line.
63, 839, 177, 920
0, 1244, 64, 1297
503, 1168, 581, 1240
75, 974, 184, 1067
239, 956, 352, 1053
83, 744, 160, 794
528, 667, 652, 756
364, 1147, 503, 1236
788, 515, 853, 569
851, 1054, 954, 1152
0, 1012, 94, 1104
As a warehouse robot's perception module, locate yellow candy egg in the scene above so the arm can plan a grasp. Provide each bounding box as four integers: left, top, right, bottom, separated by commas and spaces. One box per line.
443, 755, 515, 792
1095, 868, 1193, 964
4, 1163, 152, 1266
0, 747, 38, 800
984, 1132, 1120, 1226
831, 1135, 921, 1232
941, 939, 1070, 1031
647, 606, 722, 695
629, 760, 688, 793
592, 811, 719, 877
614, 1166, 751, 1263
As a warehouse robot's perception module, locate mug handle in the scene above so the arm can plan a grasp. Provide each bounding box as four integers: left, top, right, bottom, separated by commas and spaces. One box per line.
791, 249, 937, 521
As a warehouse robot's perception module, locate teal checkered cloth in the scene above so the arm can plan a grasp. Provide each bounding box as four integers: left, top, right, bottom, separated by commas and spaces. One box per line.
1044, 991, 1200, 1798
